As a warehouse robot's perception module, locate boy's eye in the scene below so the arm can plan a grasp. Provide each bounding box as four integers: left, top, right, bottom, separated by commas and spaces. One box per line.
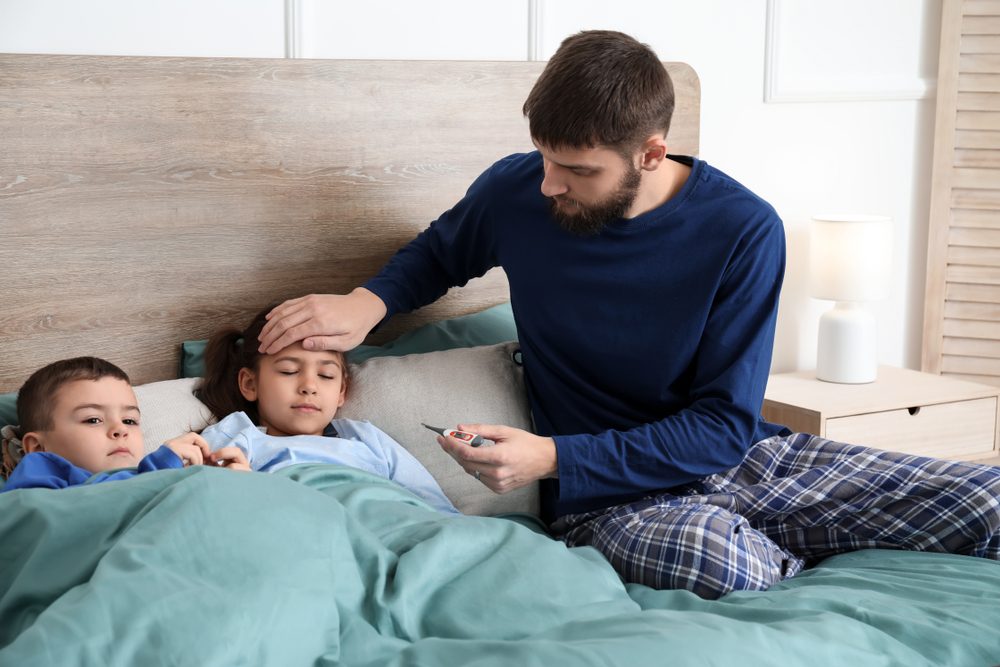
83, 417, 102, 425
123, 418, 140, 426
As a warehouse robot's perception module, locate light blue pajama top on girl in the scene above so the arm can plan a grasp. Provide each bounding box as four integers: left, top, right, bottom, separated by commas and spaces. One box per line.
202, 411, 459, 515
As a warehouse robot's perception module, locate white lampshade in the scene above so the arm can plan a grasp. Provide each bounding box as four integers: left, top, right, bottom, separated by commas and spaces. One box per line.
809, 214, 892, 302
809, 214, 893, 384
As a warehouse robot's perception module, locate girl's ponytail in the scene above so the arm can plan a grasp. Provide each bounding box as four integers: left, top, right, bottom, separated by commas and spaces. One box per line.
198, 328, 257, 423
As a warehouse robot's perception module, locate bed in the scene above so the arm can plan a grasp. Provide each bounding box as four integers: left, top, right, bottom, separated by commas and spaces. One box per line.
1, 53, 999, 666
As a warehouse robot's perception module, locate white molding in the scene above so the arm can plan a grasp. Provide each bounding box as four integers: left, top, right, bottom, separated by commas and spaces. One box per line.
527, 0, 544, 61
285, 0, 302, 59
763, 0, 935, 103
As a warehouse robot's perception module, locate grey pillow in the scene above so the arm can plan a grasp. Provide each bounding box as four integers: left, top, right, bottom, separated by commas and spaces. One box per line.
338, 342, 538, 517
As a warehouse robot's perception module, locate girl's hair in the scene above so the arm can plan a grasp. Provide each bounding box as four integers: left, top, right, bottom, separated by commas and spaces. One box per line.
197, 305, 350, 423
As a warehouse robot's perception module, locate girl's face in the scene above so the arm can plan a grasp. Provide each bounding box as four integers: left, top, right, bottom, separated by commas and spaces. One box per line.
238, 342, 347, 437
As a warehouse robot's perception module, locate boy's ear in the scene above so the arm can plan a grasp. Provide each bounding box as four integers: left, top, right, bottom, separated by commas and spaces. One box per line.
21, 431, 45, 454
237, 368, 258, 402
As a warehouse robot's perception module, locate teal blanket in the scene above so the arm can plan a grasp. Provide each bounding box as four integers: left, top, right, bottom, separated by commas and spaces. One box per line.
1, 465, 998, 666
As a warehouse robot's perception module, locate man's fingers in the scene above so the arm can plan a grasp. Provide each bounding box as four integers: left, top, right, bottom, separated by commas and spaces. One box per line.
259, 307, 312, 353
457, 423, 511, 441
302, 335, 352, 352
260, 320, 322, 355
438, 435, 502, 465
264, 296, 306, 321
258, 300, 303, 340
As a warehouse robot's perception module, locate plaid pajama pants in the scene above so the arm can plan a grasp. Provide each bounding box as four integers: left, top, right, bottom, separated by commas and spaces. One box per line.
553, 432, 1000, 599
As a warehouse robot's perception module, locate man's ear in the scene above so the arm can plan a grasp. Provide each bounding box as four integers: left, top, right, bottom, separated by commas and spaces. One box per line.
21, 431, 45, 454
638, 134, 669, 171
237, 368, 258, 402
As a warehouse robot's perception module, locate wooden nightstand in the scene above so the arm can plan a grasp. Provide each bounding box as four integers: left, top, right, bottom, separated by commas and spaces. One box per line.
762, 366, 1000, 465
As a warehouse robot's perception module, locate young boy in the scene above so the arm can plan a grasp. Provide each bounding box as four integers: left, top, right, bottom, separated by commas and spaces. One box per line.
2, 357, 247, 492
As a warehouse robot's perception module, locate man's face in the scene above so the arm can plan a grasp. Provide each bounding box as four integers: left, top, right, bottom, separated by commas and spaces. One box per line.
239, 342, 347, 437
534, 141, 643, 236
25, 377, 145, 472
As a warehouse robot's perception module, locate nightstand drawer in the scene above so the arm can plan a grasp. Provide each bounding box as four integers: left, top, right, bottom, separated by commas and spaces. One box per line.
824, 396, 998, 460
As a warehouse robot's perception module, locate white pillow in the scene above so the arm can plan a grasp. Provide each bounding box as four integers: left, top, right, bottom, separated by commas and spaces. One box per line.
134, 377, 215, 451
132, 343, 538, 517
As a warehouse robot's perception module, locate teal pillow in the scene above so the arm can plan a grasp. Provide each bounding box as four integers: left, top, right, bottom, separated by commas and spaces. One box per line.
180, 302, 517, 378
0, 392, 16, 428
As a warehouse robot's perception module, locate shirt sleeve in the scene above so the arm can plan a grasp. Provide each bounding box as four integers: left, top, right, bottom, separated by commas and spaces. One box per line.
1, 452, 93, 492
363, 164, 500, 321
551, 213, 786, 513
364, 424, 460, 515
136, 445, 184, 472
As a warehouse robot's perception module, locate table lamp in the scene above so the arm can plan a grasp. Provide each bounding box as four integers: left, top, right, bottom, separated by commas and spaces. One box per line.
809, 214, 893, 384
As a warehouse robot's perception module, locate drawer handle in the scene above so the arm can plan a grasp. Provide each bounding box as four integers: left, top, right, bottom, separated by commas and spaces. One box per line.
908, 406, 921, 416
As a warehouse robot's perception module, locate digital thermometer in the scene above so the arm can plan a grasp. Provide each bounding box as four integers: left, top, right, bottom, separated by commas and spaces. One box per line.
422, 423, 486, 447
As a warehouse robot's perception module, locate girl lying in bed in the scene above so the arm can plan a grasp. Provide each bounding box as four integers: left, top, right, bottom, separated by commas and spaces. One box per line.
197, 306, 460, 515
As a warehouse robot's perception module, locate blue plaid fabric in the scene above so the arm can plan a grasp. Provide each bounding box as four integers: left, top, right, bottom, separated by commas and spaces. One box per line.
554, 433, 1000, 599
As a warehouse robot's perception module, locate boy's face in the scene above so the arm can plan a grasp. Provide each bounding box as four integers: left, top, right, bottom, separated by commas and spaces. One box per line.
238, 342, 347, 437
23, 377, 144, 472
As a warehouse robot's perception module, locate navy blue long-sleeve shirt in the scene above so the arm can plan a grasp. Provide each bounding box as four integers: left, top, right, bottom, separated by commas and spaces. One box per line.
365, 152, 788, 520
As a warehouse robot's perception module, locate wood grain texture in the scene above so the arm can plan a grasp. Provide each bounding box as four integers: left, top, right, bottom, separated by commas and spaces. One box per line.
0, 55, 701, 392
763, 366, 1000, 461
923, 0, 1000, 378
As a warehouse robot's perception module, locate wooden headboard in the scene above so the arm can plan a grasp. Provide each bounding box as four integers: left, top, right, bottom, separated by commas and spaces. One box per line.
0, 54, 700, 392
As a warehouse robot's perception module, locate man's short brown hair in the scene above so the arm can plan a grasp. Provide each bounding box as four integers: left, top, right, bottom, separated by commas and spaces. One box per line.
17, 357, 131, 432
523, 30, 675, 154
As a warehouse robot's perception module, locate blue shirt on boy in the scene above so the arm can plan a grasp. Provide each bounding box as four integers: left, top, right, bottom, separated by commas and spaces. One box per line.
2, 446, 183, 492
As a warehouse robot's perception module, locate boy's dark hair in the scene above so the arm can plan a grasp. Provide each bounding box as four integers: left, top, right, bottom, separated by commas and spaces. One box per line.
198, 305, 350, 424
18, 357, 131, 432
523, 30, 675, 155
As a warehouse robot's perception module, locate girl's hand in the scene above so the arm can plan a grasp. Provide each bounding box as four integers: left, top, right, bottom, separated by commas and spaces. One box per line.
209, 446, 251, 472
164, 432, 212, 467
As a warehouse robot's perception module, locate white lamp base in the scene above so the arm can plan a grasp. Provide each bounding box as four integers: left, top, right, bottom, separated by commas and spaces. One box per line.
816, 302, 878, 384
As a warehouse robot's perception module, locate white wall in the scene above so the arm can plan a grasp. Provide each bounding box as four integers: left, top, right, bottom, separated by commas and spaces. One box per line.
0, 0, 941, 373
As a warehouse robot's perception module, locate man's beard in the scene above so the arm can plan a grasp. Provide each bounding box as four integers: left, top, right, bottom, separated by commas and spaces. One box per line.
548, 163, 642, 236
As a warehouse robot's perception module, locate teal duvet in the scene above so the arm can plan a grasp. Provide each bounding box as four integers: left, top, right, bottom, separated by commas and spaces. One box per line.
1, 465, 998, 666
